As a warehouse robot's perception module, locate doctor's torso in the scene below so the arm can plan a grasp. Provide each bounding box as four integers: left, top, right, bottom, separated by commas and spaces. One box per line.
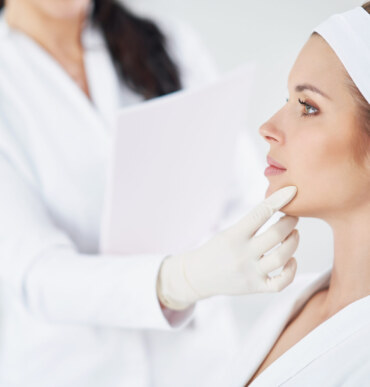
0, 10, 244, 387
0, 10, 220, 252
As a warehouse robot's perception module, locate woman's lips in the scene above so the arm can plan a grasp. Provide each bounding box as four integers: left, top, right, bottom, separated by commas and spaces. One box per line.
264, 155, 287, 177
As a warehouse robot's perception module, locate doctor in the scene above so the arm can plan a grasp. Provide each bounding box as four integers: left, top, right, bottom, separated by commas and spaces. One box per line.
0, 0, 299, 386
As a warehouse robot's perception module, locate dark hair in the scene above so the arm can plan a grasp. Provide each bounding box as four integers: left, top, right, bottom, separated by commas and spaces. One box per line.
91, 0, 182, 99
0, 0, 182, 99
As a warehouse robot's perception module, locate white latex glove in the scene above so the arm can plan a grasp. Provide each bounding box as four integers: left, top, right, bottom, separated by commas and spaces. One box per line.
157, 186, 299, 310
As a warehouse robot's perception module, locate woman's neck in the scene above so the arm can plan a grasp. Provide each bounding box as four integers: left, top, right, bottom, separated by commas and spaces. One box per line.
320, 203, 370, 319
4, 1, 87, 56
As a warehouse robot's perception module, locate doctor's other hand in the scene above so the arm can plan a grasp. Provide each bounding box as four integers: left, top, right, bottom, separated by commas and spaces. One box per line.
157, 186, 299, 311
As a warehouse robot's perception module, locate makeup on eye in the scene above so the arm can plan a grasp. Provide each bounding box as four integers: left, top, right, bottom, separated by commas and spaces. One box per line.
298, 98, 319, 117
285, 96, 319, 117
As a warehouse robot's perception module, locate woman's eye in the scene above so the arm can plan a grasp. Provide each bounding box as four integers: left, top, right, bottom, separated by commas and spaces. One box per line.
298, 98, 318, 117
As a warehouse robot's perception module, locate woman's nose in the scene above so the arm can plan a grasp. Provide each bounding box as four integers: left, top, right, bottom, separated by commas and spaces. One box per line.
258, 120, 284, 144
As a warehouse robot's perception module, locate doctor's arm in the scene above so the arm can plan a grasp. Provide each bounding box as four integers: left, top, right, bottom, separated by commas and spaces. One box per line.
0, 150, 194, 330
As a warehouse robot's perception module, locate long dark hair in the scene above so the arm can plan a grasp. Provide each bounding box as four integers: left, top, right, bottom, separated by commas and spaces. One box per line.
0, 0, 182, 99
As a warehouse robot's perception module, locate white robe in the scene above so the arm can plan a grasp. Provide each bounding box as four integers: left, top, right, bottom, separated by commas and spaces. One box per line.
228, 266, 370, 386
0, 8, 267, 387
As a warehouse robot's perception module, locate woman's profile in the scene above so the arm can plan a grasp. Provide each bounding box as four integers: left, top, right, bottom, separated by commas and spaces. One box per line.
230, 3, 370, 386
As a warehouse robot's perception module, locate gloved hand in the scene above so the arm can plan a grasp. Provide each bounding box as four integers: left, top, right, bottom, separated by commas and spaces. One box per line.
157, 186, 299, 310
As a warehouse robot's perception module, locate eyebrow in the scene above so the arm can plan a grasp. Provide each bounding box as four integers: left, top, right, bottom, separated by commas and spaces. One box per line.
295, 83, 331, 100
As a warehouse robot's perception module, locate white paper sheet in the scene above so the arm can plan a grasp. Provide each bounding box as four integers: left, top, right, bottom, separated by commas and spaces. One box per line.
100, 63, 256, 255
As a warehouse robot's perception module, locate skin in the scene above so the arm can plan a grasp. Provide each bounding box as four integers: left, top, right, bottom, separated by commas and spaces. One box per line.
4, 0, 92, 97
259, 34, 370, 321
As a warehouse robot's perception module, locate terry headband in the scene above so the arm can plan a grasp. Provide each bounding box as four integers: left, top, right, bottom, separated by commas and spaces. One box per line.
313, 6, 370, 104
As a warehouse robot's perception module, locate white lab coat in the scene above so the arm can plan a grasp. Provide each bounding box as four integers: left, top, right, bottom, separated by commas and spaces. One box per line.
229, 265, 370, 386
0, 8, 267, 387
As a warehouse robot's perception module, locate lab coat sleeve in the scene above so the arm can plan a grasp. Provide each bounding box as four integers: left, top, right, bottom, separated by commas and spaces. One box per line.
0, 143, 195, 331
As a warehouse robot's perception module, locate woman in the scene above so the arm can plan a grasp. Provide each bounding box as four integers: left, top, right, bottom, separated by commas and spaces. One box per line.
0, 1, 300, 386
229, 3, 370, 386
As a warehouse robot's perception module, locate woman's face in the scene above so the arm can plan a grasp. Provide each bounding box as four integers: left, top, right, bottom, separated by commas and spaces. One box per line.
7, 0, 91, 20
259, 34, 370, 220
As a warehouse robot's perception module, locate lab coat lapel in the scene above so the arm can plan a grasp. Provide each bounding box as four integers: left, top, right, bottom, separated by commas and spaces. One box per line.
251, 273, 370, 386
3, 13, 111, 146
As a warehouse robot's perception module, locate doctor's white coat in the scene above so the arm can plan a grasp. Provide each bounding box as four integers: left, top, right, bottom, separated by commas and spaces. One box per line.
0, 8, 266, 387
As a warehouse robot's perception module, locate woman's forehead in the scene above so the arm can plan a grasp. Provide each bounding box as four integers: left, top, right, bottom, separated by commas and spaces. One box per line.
287, 35, 349, 97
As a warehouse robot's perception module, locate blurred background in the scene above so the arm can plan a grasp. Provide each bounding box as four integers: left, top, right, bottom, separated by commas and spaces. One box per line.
124, 0, 361, 333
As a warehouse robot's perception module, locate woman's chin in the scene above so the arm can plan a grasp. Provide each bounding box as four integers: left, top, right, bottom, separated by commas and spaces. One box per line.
45, 0, 90, 20
265, 183, 300, 216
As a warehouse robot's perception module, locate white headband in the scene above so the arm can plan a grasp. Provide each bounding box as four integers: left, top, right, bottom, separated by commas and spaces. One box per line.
313, 6, 370, 104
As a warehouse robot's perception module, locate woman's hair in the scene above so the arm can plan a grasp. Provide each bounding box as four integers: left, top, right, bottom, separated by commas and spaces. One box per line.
0, 0, 182, 99
91, 0, 181, 99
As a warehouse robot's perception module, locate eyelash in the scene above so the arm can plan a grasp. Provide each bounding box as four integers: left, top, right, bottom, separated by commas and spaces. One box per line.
298, 98, 319, 117
286, 98, 319, 117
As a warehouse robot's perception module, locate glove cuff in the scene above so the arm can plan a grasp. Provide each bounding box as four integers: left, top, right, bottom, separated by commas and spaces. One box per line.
157, 254, 199, 311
